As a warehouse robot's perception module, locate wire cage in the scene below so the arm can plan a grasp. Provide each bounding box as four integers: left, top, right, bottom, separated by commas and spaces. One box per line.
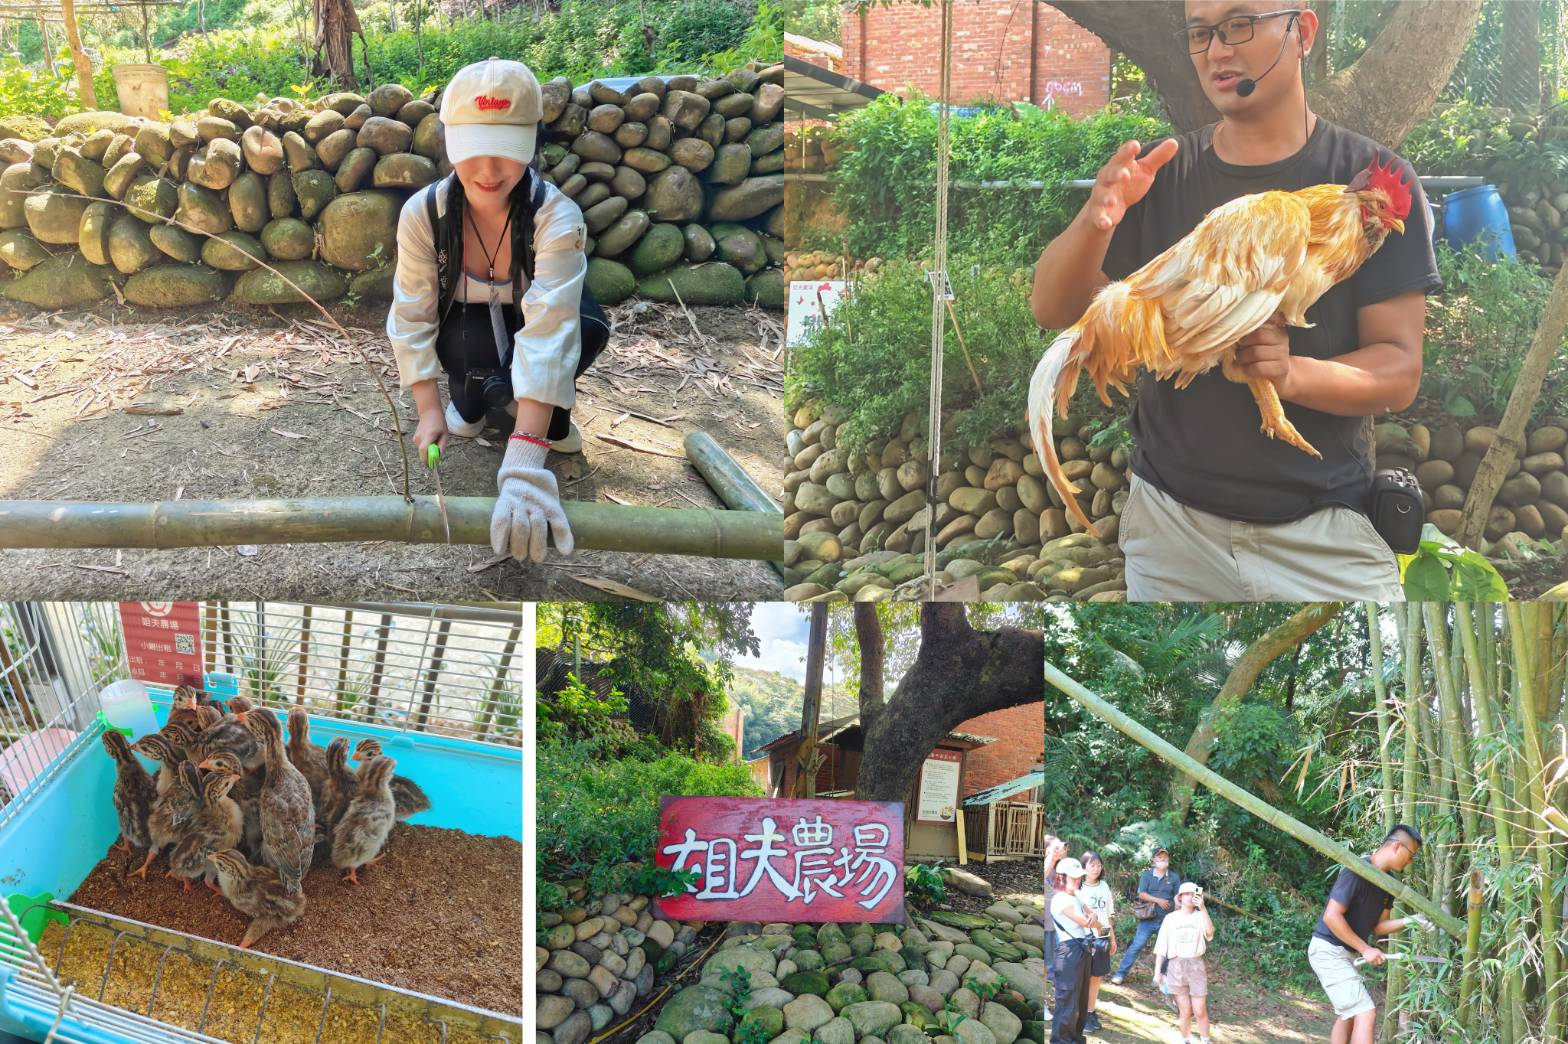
0, 601, 525, 1044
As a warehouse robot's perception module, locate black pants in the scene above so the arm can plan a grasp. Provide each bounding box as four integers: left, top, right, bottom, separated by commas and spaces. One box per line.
1051, 938, 1093, 1044
435, 300, 609, 441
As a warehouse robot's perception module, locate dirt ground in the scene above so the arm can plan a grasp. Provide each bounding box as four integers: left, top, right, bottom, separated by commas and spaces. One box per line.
0, 298, 784, 601
1064, 951, 1335, 1043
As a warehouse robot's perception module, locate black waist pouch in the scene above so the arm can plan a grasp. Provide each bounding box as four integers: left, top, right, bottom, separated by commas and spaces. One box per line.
1369, 468, 1424, 554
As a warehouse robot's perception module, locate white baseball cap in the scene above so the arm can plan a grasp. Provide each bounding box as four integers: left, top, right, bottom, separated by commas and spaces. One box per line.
1056, 858, 1087, 878
439, 58, 543, 165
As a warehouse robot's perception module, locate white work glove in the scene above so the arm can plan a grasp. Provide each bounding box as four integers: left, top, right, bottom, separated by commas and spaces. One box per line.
490, 438, 574, 562
1406, 914, 1434, 931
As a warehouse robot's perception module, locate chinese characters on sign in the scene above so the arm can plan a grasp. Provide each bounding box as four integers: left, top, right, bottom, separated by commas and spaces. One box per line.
785, 280, 848, 348
117, 601, 204, 688
655, 797, 905, 923
916, 748, 963, 823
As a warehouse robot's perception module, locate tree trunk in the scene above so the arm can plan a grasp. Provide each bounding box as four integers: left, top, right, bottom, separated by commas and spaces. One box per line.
1169, 602, 1338, 819
1050, 0, 1481, 145
60, 0, 96, 110
1457, 260, 1568, 548
794, 602, 828, 799
312, 0, 363, 90
855, 603, 1043, 803
1500, 0, 1542, 112
1047, 658, 1465, 937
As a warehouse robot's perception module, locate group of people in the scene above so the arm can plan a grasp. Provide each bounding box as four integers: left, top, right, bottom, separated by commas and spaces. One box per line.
1039, 824, 1430, 1044
1043, 839, 1214, 1044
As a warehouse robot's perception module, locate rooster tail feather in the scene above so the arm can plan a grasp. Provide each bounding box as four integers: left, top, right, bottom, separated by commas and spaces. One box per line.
1027, 328, 1101, 539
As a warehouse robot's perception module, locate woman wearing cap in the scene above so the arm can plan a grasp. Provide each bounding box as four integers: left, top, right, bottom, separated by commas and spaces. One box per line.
1049, 857, 1101, 1044
1077, 851, 1117, 1033
388, 57, 609, 563
1153, 881, 1216, 1044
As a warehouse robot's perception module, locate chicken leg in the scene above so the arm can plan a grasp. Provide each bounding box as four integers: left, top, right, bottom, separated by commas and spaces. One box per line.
1220, 318, 1322, 459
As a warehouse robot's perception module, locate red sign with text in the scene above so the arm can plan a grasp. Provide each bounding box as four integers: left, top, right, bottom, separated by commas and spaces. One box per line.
118, 602, 204, 688
654, 796, 905, 923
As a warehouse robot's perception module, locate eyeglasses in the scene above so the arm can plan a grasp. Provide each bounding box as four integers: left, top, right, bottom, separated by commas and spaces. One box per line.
1184, 10, 1301, 54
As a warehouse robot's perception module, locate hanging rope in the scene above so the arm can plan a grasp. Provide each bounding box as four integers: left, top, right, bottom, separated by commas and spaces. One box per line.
923, 0, 953, 597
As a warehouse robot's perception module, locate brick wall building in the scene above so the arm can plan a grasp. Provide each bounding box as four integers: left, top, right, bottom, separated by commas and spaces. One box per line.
839, 0, 1111, 116
955, 703, 1043, 796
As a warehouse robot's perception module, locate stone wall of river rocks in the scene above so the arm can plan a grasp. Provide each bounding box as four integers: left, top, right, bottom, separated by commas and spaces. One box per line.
538, 883, 1049, 1044
0, 63, 783, 314
783, 401, 1568, 601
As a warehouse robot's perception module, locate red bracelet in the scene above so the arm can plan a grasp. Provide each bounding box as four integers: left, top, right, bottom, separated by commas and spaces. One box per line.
509, 433, 552, 449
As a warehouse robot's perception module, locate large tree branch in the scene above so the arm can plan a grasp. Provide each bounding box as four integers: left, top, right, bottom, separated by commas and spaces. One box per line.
855, 604, 1043, 803
1170, 602, 1341, 819
1050, 0, 1480, 145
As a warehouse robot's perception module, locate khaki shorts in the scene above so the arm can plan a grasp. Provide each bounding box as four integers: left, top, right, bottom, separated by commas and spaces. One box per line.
1163, 955, 1207, 997
1120, 475, 1404, 602
1308, 936, 1376, 1020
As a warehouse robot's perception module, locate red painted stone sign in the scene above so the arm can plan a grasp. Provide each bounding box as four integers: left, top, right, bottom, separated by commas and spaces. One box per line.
654, 797, 905, 923
118, 601, 204, 688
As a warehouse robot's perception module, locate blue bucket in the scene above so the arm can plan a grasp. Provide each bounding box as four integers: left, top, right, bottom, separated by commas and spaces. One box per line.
1442, 183, 1517, 261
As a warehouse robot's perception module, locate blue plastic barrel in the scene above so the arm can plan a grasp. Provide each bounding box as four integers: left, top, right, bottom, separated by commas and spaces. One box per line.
1442, 184, 1517, 261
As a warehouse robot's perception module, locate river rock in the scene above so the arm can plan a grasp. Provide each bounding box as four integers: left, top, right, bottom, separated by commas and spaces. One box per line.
3, 251, 110, 308
230, 259, 348, 305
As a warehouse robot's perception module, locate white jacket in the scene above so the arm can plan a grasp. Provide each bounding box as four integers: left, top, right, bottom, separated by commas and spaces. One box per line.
386, 174, 589, 409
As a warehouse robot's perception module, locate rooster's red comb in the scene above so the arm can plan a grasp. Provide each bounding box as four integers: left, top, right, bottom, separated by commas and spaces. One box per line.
1348, 156, 1412, 220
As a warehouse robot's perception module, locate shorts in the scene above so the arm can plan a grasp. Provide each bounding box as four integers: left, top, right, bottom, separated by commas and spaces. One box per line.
1163, 956, 1207, 998
1121, 474, 1403, 601
1308, 936, 1376, 1019
1089, 941, 1111, 977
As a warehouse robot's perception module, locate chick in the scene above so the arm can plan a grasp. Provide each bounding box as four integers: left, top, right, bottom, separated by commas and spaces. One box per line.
242, 707, 315, 894
285, 708, 329, 807
131, 733, 183, 799
167, 686, 222, 731
198, 750, 264, 859
132, 757, 199, 880
168, 763, 243, 894
319, 737, 356, 833
103, 730, 157, 858
352, 738, 432, 821
190, 709, 262, 775
332, 755, 396, 885
207, 848, 307, 949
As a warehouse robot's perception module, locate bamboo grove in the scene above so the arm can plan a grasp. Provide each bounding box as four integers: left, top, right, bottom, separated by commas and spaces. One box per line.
1048, 601, 1568, 1044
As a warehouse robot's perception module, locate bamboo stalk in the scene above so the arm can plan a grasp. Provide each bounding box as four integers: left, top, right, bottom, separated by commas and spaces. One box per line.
1044, 659, 1466, 938
1425, 604, 1479, 845
1458, 868, 1483, 1033
682, 432, 779, 516
1365, 604, 1396, 834
0, 498, 782, 561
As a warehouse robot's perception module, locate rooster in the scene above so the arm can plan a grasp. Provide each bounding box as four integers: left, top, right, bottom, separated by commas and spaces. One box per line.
1027, 155, 1413, 538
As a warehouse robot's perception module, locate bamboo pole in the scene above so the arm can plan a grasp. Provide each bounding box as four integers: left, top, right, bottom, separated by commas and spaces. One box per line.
1366, 604, 1396, 834
59, 0, 95, 109
0, 498, 782, 561
1458, 868, 1483, 1033
1044, 659, 1466, 938
683, 432, 779, 516
1425, 604, 1479, 845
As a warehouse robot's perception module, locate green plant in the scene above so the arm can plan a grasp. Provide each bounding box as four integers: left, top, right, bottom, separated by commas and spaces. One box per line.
905, 862, 947, 909
963, 975, 1005, 1003
538, 880, 569, 912
536, 736, 761, 893
1401, 525, 1511, 601
539, 671, 629, 743
719, 964, 754, 1023
620, 862, 701, 898
1424, 243, 1568, 421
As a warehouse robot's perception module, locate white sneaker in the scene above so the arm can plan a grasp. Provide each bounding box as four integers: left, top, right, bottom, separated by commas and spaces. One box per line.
444, 400, 484, 438
552, 420, 583, 454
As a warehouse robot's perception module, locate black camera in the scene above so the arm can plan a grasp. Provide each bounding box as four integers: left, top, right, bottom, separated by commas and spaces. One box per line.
465, 368, 515, 410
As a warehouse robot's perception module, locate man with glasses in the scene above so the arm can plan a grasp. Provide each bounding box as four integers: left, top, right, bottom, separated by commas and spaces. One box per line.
1307, 825, 1431, 1044
1029, 1, 1441, 601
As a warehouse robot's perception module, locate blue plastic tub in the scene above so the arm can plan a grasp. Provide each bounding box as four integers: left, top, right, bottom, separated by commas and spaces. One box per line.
0, 687, 522, 1042
1442, 183, 1518, 260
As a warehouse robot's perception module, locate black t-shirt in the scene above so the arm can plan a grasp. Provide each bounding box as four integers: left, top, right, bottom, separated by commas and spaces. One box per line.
1311, 858, 1393, 952
1103, 119, 1442, 523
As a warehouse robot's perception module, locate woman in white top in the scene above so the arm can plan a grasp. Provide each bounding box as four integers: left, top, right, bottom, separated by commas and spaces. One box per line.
387, 58, 609, 563
1077, 851, 1117, 1034
1153, 880, 1216, 1044
1049, 857, 1100, 1044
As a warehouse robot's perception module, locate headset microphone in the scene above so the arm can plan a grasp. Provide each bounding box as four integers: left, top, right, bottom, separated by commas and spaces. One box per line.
1235, 15, 1298, 98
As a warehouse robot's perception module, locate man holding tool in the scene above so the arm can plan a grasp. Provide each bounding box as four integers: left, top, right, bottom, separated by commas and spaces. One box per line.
1307, 825, 1431, 1044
